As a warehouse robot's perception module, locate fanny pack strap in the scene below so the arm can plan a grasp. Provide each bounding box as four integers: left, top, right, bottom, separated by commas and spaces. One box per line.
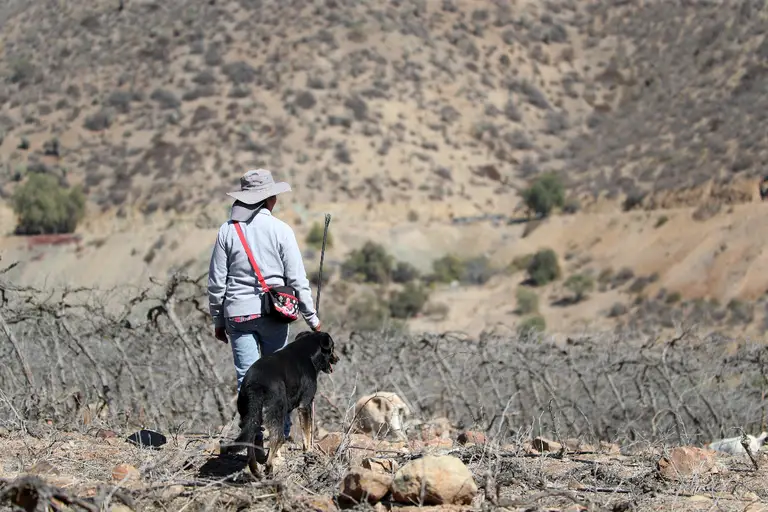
233, 222, 270, 293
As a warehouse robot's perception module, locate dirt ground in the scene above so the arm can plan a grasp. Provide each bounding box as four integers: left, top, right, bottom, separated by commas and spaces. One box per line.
1, 427, 768, 512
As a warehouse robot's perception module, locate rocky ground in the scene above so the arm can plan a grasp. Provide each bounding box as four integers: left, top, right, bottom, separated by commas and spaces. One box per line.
2, 423, 768, 512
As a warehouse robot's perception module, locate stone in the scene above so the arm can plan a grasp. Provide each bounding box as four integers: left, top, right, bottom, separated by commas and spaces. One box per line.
362, 457, 399, 473
109, 506, 135, 512
339, 466, 392, 504
96, 429, 117, 439
417, 417, 453, 440
317, 432, 344, 456
532, 436, 562, 452
112, 463, 140, 482
126, 429, 166, 449
391, 455, 477, 505
293, 495, 337, 512
657, 446, 719, 481
456, 431, 486, 446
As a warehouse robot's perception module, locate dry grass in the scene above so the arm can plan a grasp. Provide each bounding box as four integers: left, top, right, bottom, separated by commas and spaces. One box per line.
1, 271, 768, 510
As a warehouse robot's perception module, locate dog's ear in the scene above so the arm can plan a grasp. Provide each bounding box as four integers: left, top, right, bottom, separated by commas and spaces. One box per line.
319, 332, 333, 349
295, 331, 311, 341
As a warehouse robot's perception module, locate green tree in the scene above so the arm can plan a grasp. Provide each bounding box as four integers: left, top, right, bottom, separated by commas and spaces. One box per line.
564, 273, 595, 302
11, 173, 86, 235
305, 221, 333, 250
341, 241, 394, 283
521, 172, 565, 217
526, 249, 561, 286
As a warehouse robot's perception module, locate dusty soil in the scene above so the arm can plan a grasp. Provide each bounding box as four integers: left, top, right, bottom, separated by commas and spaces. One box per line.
2, 428, 768, 512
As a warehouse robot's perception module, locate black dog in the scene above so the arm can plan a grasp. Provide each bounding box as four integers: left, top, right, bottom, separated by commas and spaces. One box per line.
221, 331, 339, 476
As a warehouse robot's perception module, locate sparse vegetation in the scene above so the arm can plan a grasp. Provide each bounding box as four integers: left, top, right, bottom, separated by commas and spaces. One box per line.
521, 172, 565, 218
430, 254, 495, 286
564, 273, 595, 302
515, 287, 539, 314
11, 173, 86, 235
517, 314, 546, 335
391, 261, 420, 284
431, 254, 465, 284
526, 249, 561, 286
341, 241, 394, 284
388, 282, 430, 319
305, 221, 334, 250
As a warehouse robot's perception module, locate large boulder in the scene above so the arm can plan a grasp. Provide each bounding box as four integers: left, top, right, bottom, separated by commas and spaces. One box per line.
657, 446, 719, 481
391, 455, 477, 506
339, 467, 392, 505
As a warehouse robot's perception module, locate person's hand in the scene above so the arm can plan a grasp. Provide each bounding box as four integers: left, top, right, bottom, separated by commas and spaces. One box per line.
215, 326, 228, 344
311, 321, 323, 332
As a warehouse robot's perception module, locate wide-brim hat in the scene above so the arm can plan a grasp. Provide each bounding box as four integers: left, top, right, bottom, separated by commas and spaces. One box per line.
227, 169, 291, 221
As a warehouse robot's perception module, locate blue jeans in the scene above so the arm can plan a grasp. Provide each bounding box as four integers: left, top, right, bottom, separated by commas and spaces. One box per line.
226, 316, 292, 439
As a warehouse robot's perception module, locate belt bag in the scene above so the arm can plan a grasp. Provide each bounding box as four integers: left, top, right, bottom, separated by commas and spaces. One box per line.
234, 222, 299, 324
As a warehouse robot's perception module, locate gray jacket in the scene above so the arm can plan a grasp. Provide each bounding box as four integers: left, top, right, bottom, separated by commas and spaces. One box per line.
207, 208, 320, 329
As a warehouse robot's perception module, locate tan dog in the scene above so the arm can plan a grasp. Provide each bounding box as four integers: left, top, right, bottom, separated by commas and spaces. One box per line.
352, 391, 410, 440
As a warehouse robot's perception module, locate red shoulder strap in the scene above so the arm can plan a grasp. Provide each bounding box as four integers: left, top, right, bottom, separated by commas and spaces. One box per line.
233, 222, 270, 292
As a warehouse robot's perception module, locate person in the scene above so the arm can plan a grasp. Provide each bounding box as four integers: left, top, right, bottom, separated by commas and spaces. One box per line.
207, 169, 322, 443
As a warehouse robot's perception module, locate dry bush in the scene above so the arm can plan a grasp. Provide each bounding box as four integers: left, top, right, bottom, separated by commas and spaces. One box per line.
0, 268, 765, 452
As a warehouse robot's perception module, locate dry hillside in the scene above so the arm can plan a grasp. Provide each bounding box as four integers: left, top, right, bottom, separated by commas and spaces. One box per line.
2, 0, 768, 336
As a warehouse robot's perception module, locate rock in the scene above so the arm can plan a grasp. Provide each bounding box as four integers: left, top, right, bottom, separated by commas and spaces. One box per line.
317, 432, 344, 456
96, 429, 117, 439
340, 467, 392, 505
532, 436, 562, 452
316, 432, 392, 463
417, 417, 452, 440
112, 463, 140, 482
657, 446, 719, 481
456, 431, 486, 446
563, 438, 595, 452
362, 457, 399, 473
394, 506, 473, 512
391, 455, 477, 505
126, 429, 166, 449
109, 505, 135, 512
293, 495, 337, 512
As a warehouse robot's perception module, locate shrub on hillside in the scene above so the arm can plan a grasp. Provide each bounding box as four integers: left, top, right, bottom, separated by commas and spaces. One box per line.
515, 287, 539, 315
431, 254, 465, 284
346, 292, 399, 332
462, 255, 495, 285
526, 249, 561, 286
341, 241, 393, 283
430, 254, 495, 285
305, 221, 334, 250
392, 261, 420, 283
564, 273, 595, 302
389, 282, 430, 319
521, 172, 565, 217
518, 315, 546, 335
508, 254, 534, 274
11, 173, 86, 235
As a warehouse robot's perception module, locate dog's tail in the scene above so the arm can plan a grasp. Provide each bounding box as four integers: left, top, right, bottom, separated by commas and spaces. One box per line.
222, 394, 266, 462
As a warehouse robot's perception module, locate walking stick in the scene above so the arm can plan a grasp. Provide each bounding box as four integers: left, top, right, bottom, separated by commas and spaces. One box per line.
311, 213, 331, 445
315, 213, 332, 315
